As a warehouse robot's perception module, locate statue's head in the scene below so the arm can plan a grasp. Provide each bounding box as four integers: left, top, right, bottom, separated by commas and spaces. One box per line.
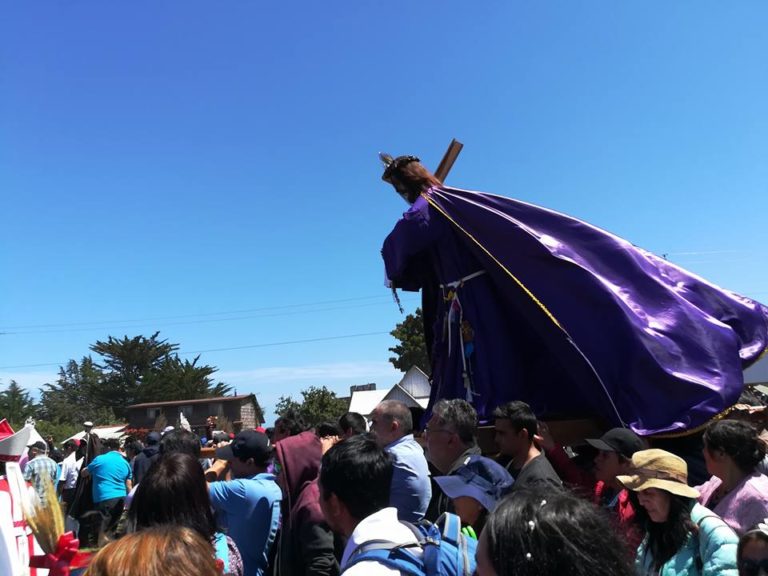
380, 153, 441, 204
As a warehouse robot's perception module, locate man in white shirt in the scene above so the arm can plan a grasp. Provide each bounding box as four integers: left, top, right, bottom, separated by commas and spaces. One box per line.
318, 434, 421, 575
58, 440, 81, 501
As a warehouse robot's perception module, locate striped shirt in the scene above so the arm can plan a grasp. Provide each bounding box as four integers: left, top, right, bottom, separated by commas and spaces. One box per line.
24, 455, 59, 503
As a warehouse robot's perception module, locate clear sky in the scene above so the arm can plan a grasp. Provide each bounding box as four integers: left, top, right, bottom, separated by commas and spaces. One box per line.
2, 2, 767, 425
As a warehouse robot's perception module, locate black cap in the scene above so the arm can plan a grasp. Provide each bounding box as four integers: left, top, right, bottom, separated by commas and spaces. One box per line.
215, 430, 272, 464
586, 428, 644, 459
146, 431, 161, 445
28, 441, 48, 451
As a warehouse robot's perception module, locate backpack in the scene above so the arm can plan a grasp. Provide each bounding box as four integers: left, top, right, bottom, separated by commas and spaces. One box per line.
212, 532, 230, 574
344, 512, 477, 576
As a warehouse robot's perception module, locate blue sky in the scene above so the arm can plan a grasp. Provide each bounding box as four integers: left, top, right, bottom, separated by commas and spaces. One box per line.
2, 2, 767, 425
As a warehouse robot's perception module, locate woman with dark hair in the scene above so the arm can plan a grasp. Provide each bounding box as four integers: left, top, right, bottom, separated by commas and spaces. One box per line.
737, 520, 768, 576
618, 448, 739, 575
68, 432, 102, 547
128, 453, 243, 576
696, 420, 768, 536
475, 488, 633, 576
274, 409, 308, 443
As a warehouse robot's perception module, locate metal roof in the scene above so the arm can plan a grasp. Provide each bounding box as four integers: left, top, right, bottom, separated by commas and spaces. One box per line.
398, 366, 431, 398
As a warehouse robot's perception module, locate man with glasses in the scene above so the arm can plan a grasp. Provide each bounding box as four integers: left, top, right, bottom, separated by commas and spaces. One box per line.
424, 399, 481, 520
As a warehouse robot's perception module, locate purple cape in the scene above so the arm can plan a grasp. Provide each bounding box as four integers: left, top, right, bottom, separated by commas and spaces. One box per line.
382, 186, 768, 436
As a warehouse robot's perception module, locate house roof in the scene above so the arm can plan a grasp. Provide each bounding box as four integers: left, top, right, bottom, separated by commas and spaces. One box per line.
398, 366, 431, 398
348, 389, 389, 416
127, 394, 256, 409
383, 383, 429, 409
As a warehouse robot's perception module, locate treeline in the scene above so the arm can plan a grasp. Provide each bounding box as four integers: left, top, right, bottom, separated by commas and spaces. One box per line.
0, 332, 230, 438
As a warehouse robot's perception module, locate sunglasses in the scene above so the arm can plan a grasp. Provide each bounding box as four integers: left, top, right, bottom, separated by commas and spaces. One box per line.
740, 558, 768, 576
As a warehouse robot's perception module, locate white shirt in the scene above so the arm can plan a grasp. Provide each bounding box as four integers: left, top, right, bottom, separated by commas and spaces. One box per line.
340, 507, 422, 576
60, 452, 82, 490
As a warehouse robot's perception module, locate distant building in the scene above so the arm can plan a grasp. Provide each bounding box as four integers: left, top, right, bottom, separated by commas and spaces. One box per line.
745, 354, 768, 401
348, 366, 431, 419
126, 394, 263, 434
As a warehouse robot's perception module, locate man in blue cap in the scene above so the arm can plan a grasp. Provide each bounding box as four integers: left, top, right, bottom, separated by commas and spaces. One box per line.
208, 430, 282, 576
434, 455, 514, 538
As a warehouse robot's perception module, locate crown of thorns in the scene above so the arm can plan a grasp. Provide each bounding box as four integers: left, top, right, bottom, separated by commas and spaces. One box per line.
379, 153, 420, 182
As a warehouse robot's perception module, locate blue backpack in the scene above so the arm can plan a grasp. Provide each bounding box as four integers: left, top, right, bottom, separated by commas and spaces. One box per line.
344, 512, 477, 576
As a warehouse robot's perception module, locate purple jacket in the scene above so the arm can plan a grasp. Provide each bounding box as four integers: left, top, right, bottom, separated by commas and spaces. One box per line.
696, 471, 768, 536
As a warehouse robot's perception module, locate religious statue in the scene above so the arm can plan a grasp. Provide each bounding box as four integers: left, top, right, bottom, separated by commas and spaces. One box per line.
380, 152, 768, 436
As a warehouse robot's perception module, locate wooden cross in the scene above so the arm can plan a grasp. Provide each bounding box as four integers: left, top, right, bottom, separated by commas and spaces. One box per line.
434, 138, 464, 183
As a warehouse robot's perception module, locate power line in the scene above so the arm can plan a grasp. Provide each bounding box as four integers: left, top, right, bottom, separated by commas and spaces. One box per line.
0, 299, 416, 336
0, 293, 420, 336
184, 331, 390, 354
0, 294, 398, 330
0, 330, 393, 370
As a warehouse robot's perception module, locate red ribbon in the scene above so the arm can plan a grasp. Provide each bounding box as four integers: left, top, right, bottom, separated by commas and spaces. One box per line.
29, 532, 91, 576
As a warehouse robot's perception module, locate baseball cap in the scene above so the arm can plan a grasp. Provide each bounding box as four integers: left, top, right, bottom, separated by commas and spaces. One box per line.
146, 431, 161, 445
28, 440, 48, 451
434, 455, 514, 513
83, 421, 94, 427
586, 428, 644, 459
215, 430, 272, 464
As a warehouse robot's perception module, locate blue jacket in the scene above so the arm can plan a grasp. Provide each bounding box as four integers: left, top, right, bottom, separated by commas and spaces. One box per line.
635, 503, 738, 576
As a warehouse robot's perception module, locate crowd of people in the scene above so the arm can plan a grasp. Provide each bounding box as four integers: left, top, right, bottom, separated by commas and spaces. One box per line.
9, 399, 768, 576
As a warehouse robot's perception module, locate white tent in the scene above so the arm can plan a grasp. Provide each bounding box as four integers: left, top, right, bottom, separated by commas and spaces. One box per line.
65, 424, 127, 443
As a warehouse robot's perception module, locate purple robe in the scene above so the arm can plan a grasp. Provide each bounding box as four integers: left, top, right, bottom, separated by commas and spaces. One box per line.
381, 186, 768, 436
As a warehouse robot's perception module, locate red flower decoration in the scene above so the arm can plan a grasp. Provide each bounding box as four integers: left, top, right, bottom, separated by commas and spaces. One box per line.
29, 532, 91, 576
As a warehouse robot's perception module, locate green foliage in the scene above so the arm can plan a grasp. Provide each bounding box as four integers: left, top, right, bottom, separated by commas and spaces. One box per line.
137, 355, 231, 405
275, 385, 347, 427
274, 395, 301, 417
90, 332, 176, 416
38, 357, 116, 427
388, 308, 430, 375
0, 380, 37, 429
89, 332, 231, 419
34, 420, 80, 443
36, 332, 232, 426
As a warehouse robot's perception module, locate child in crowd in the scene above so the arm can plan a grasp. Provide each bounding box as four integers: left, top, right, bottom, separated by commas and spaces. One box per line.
738, 520, 768, 576
433, 455, 513, 537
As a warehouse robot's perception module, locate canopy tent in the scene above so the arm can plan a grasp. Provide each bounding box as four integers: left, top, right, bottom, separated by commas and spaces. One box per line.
65, 424, 127, 444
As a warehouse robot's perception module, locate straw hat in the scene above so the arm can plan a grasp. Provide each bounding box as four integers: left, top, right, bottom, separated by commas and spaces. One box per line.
616, 448, 700, 499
